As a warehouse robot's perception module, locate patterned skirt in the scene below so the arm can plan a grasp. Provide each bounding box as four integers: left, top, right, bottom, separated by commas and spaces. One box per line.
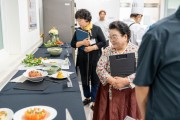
93, 84, 141, 120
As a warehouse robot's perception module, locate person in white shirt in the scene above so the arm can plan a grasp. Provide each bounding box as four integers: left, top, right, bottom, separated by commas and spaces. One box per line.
124, 0, 145, 46
95, 10, 109, 48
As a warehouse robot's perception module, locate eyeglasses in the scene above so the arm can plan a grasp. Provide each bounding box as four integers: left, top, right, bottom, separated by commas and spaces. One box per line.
77, 19, 82, 23
108, 35, 120, 40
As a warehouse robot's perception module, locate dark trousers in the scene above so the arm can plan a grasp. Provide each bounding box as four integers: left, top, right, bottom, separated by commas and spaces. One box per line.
78, 60, 100, 102
82, 84, 99, 102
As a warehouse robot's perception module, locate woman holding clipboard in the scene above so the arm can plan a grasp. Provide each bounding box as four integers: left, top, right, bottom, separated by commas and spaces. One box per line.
93, 21, 141, 120
71, 9, 106, 109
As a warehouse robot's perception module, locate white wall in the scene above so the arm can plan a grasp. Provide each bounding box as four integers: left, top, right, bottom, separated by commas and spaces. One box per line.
1, 0, 21, 54
18, 0, 41, 53
0, 0, 42, 84
38, 0, 43, 34
1, 0, 41, 55
75, 0, 120, 24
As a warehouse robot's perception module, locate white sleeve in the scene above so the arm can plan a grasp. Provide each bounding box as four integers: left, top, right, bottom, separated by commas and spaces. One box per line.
132, 24, 146, 46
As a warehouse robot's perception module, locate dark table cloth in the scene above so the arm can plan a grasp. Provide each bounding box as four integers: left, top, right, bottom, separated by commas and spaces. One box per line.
0, 45, 86, 120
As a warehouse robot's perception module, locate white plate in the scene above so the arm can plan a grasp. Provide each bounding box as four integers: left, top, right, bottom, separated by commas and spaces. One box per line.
49, 72, 67, 79
23, 69, 48, 82
13, 105, 57, 120
42, 59, 61, 67
0, 108, 14, 120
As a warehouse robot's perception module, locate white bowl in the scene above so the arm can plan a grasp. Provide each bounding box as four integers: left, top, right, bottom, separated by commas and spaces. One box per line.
47, 47, 62, 56
0, 108, 14, 120
23, 69, 48, 82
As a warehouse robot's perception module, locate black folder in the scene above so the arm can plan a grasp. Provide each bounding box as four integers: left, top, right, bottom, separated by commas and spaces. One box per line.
76, 29, 88, 41
76, 29, 89, 50
109, 53, 136, 77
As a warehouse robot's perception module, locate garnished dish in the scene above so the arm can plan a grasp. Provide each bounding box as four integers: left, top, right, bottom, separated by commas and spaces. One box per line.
0, 110, 7, 120
48, 71, 68, 79
0, 108, 14, 120
42, 59, 61, 67
44, 40, 64, 47
23, 107, 48, 120
23, 69, 48, 82
28, 70, 42, 77
13, 106, 57, 120
43, 66, 61, 75
44, 27, 64, 47
57, 71, 64, 79
22, 54, 47, 67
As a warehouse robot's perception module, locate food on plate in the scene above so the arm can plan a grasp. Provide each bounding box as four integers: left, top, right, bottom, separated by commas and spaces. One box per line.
28, 70, 42, 77
22, 54, 47, 67
23, 108, 47, 120
57, 71, 64, 78
42, 59, 60, 67
44, 66, 60, 75
0, 111, 7, 120
44, 40, 64, 47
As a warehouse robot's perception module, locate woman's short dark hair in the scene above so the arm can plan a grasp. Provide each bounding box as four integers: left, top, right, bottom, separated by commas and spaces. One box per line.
109, 21, 131, 41
75, 9, 92, 22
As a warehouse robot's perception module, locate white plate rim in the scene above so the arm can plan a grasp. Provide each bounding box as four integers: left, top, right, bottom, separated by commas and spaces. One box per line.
0, 108, 14, 120
13, 105, 57, 120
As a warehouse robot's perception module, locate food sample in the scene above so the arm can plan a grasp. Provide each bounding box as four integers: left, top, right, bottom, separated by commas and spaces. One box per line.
0, 111, 7, 120
44, 40, 64, 47
23, 108, 47, 120
57, 71, 64, 78
22, 54, 47, 67
28, 70, 42, 77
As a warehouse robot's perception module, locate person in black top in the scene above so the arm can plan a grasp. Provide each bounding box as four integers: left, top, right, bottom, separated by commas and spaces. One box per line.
71, 9, 106, 109
133, 6, 180, 120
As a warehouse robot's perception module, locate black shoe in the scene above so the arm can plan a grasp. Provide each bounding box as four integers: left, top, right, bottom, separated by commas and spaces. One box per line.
83, 98, 91, 105
90, 104, 94, 111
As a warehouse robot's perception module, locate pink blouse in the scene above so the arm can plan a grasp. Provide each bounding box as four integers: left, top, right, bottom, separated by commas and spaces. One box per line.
96, 42, 138, 87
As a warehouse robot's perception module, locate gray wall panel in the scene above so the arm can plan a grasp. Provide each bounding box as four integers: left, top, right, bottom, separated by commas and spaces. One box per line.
43, 0, 75, 43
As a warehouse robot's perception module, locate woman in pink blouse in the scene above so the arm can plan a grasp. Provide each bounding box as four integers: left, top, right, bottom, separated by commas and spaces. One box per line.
93, 21, 141, 120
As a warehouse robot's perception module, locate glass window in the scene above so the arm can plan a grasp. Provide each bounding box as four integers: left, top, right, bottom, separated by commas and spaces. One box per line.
165, 0, 180, 17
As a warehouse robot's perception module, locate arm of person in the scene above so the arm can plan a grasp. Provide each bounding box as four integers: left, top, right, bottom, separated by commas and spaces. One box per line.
135, 86, 149, 120
133, 31, 162, 119
112, 76, 130, 89
106, 76, 118, 85
96, 48, 112, 85
76, 39, 90, 48
84, 44, 98, 53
